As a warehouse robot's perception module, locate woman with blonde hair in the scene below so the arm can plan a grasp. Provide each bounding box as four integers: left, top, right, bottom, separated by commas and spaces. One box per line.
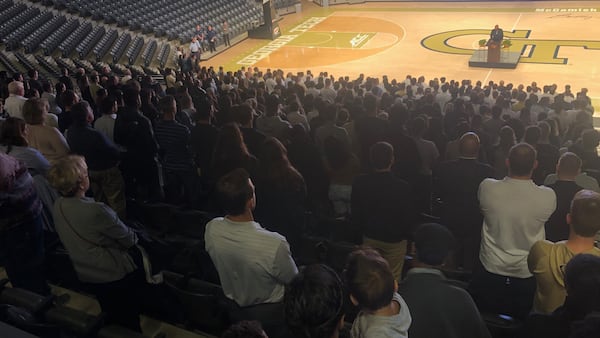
23, 98, 69, 163
48, 155, 142, 331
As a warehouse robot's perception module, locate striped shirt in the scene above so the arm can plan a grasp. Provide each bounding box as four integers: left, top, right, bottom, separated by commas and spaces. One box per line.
205, 217, 298, 306
153, 119, 194, 172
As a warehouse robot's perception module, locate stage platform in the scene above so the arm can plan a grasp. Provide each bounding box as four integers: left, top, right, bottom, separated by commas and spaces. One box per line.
468, 50, 521, 69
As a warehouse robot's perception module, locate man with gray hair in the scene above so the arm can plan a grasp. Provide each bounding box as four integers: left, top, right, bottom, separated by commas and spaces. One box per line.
5, 81, 26, 119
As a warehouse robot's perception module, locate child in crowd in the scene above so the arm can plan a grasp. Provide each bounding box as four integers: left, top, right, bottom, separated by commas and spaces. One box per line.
344, 248, 411, 338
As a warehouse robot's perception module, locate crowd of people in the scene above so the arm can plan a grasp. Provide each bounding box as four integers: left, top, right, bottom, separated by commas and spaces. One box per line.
1, 63, 600, 338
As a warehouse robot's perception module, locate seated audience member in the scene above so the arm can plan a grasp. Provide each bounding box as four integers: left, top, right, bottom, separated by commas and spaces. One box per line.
154, 95, 196, 205
433, 132, 494, 270
399, 223, 491, 338
254, 137, 306, 249
544, 153, 586, 242
0, 153, 50, 296
0, 117, 50, 176
222, 320, 268, 338
525, 254, 600, 338
528, 190, 600, 314
351, 142, 418, 280
284, 264, 345, 338
47, 155, 143, 331
23, 98, 70, 163
470, 143, 556, 320
205, 168, 298, 334
344, 248, 411, 338
66, 101, 126, 219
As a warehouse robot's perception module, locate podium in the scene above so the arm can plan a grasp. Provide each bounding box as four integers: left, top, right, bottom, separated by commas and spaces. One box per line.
487, 40, 501, 63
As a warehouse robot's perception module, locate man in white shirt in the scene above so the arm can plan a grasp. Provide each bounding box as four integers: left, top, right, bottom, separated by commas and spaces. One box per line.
205, 168, 298, 308
5, 81, 27, 120
470, 143, 556, 319
320, 78, 337, 103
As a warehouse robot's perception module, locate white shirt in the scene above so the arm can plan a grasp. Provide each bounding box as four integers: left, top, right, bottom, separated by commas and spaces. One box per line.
94, 114, 117, 142
205, 217, 298, 307
478, 177, 556, 278
5, 94, 27, 120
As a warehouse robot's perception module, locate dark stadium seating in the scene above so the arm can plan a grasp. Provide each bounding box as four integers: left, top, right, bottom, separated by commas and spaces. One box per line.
58, 22, 92, 58
76, 26, 106, 59
110, 33, 131, 64
93, 29, 118, 62
126, 36, 145, 65
40, 19, 80, 56
141, 39, 158, 68
156, 43, 171, 69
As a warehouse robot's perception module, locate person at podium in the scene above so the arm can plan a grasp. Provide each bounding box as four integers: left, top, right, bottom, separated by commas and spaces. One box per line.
490, 24, 504, 43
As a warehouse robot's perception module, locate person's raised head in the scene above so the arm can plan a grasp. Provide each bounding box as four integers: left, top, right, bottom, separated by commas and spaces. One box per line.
369, 141, 394, 171
564, 254, 600, 317
458, 132, 480, 158
285, 264, 344, 338
158, 95, 177, 118
70, 101, 94, 126
344, 248, 397, 312
47, 155, 89, 198
413, 223, 455, 267
569, 190, 600, 238
557, 152, 582, 179
221, 320, 267, 338
122, 87, 141, 108
8, 80, 24, 96
99, 96, 118, 116
344, 248, 395, 312
61, 90, 79, 108
524, 125, 541, 146
216, 168, 255, 217
22, 98, 47, 125
507, 143, 537, 178
0, 117, 28, 147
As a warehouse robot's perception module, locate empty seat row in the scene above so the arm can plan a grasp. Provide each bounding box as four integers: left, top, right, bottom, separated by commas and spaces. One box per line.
58, 22, 92, 58
0, 51, 19, 74
4, 11, 54, 51
34, 54, 61, 78
14, 52, 35, 72
75, 25, 105, 59
93, 29, 118, 62
0, 3, 26, 31
126, 36, 145, 65
40, 19, 80, 56
22, 15, 67, 54
142, 39, 158, 67
110, 33, 131, 64
156, 43, 171, 69
0, 6, 40, 43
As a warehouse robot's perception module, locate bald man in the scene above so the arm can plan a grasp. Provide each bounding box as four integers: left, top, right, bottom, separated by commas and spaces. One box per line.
433, 132, 494, 270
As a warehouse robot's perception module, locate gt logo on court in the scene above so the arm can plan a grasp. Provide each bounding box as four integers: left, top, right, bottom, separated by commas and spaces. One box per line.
421, 29, 600, 65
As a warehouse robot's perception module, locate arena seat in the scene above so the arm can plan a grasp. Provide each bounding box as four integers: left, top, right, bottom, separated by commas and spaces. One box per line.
141, 39, 158, 67
76, 26, 106, 59
110, 33, 131, 64
58, 22, 92, 58
126, 36, 145, 65
93, 29, 118, 62
40, 18, 80, 56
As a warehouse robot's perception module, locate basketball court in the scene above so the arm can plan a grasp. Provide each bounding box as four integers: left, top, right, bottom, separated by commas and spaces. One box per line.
205, 1, 600, 107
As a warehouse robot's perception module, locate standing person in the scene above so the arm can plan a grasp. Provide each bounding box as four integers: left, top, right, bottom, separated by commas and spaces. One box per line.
222, 21, 231, 47
47, 155, 143, 332
351, 142, 418, 281
528, 189, 600, 315
154, 95, 196, 206
470, 143, 556, 320
189, 37, 201, 58
490, 24, 504, 43
66, 101, 126, 219
206, 25, 217, 53
0, 153, 50, 296
399, 223, 491, 338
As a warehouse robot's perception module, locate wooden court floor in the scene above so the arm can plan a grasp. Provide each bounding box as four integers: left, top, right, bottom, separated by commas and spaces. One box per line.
205, 1, 600, 105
